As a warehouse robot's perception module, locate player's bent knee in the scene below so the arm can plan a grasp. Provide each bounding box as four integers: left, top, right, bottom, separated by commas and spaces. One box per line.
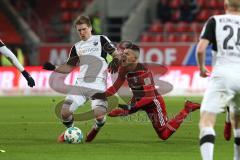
155, 129, 169, 140
157, 133, 169, 140
159, 135, 168, 140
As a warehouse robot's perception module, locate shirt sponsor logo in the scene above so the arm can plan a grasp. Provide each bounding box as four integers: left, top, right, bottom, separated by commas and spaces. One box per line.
93, 41, 98, 46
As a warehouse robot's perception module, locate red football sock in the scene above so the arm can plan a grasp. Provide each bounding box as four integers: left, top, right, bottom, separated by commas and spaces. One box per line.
167, 109, 188, 129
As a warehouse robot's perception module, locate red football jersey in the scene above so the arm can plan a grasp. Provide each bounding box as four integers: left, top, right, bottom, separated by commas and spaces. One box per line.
106, 63, 159, 99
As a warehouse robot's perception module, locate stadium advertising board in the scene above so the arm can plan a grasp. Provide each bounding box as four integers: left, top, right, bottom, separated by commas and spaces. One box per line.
0, 66, 211, 96
39, 43, 213, 66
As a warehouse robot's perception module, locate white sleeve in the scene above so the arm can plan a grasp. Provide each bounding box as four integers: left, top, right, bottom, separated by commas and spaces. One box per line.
0, 46, 24, 72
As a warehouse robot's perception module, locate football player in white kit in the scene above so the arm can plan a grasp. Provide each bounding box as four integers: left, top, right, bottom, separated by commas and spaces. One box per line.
43, 16, 120, 142
196, 0, 240, 159
0, 39, 35, 87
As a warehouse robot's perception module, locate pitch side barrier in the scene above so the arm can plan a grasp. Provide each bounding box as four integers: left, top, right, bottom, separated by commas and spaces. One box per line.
38, 42, 213, 66
0, 66, 211, 96
0, 42, 213, 96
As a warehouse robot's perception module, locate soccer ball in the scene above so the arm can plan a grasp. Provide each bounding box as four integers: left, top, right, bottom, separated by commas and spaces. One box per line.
64, 127, 83, 144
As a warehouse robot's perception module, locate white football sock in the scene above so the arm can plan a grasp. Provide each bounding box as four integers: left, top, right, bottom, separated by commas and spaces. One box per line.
226, 107, 231, 123
94, 116, 106, 130
199, 127, 215, 160
234, 129, 240, 160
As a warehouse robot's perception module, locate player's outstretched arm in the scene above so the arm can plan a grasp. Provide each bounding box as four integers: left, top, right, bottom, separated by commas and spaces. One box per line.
92, 76, 125, 99
0, 45, 24, 72
42, 62, 74, 74
0, 45, 35, 87
106, 75, 125, 97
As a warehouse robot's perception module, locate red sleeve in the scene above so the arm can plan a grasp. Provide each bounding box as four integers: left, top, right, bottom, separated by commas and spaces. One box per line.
105, 67, 126, 97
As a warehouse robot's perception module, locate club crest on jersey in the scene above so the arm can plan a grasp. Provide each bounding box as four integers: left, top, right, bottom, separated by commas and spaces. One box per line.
144, 77, 151, 85
93, 41, 98, 46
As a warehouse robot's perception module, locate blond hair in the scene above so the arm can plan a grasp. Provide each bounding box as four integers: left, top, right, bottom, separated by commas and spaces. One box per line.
74, 15, 92, 27
225, 0, 240, 11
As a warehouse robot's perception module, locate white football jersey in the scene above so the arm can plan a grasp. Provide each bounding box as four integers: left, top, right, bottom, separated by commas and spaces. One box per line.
201, 14, 240, 69
66, 35, 115, 83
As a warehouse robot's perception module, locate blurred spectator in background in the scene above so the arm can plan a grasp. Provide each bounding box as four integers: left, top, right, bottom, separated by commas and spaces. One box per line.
11, 0, 36, 8
1, 47, 24, 66
156, 0, 172, 23
90, 12, 102, 34
0, 40, 34, 87
180, 0, 199, 22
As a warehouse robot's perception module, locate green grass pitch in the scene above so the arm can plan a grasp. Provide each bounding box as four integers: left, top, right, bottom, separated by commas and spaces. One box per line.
0, 96, 232, 160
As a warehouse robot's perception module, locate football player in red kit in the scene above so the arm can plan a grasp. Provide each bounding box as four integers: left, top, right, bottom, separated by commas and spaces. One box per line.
95, 43, 200, 140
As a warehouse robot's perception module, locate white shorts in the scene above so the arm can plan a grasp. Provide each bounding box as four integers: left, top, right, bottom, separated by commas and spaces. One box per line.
65, 79, 107, 112
201, 69, 240, 114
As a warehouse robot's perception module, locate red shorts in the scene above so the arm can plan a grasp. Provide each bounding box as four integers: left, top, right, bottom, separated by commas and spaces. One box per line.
129, 95, 168, 128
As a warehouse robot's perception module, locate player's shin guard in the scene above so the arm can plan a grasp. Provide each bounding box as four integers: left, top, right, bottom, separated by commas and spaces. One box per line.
62, 115, 74, 128
199, 127, 215, 160
233, 129, 240, 160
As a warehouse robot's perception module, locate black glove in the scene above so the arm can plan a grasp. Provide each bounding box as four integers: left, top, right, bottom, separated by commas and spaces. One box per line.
43, 62, 56, 70
21, 70, 35, 87
108, 58, 120, 74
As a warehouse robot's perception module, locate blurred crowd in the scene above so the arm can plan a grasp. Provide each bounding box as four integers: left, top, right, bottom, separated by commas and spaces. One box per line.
157, 0, 199, 23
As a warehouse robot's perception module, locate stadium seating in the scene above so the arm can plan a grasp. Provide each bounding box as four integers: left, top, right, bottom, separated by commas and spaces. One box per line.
0, 11, 23, 44
61, 11, 73, 23
170, 0, 180, 9
140, 33, 154, 42
60, 0, 82, 10
140, 0, 224, 43
197, 0, 206, 8
209, 0, 219, 9
72, 1, 81, 10
166, 34, 179, 42
196, 10, 211, 22
180, 34, 195, 42
191, 22, 203, 33
171, 10, 180, 22
63, 24, 72, 34
60, 0, 70, 10
154, 34, 165, 42
11, 0, 92, 43
164, 22, 176, 33
148, 21, 164, 33
217, 1, 224, 9
176, 22, 190, 33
